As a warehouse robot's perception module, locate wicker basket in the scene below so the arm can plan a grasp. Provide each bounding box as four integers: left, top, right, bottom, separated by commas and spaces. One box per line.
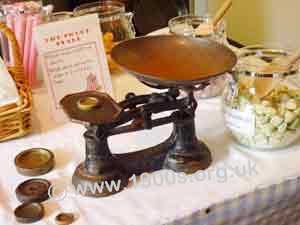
0, 22, 32, 142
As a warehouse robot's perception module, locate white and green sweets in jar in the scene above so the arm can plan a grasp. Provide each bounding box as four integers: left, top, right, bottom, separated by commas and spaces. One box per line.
223, 47, 300, 150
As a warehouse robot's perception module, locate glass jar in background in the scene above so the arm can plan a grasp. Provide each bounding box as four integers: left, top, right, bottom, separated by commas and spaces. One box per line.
169, 15, 228, 99
223, 46, 300, 150
50, 11, 73, 21
168, 15, 227, 46
74, 1, 136, 72
0, 1, 52, 88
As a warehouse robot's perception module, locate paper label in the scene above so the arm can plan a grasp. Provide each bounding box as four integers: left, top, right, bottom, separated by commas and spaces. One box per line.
34, 14, 113, 122
0, 58, 20, 107
224, 106, 255, 136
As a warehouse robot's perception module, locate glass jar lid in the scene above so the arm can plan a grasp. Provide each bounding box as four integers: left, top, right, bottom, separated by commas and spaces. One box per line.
236, 46, 299, 77
73, 1, 125, 21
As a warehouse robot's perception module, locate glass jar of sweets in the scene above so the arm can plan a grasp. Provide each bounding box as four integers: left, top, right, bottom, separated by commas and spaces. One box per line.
223, 46, 300, 150
74, 1, 136, 71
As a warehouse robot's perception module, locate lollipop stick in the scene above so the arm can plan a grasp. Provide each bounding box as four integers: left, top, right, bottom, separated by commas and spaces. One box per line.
14, 13, 27, 59
28, 14, 42, 87
6, 14, 15, 66
213, 0, 233, 27
23, 15, 34, 82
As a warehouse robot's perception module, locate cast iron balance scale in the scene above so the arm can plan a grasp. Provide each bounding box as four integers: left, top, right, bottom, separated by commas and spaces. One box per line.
61, 35, 237, 197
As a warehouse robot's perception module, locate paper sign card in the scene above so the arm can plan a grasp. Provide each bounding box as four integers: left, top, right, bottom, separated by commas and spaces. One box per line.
35, 14, 113, 121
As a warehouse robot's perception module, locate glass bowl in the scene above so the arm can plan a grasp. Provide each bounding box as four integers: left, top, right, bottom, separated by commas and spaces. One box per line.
169, 15, 228, 99
169, 15, 227, 45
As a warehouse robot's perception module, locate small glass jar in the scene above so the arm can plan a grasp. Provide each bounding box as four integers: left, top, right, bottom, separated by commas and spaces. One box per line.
168, 15, 227, 46
74, 1, 136, 71
50, 11, 73, 22
223, 46, 300, 150
169, 15, 227, 99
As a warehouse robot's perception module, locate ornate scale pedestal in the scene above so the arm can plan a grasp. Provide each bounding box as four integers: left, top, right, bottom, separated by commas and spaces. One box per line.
61, 35, 237, 197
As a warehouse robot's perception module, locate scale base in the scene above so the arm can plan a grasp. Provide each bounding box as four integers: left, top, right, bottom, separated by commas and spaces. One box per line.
72, 113, 212, 197
72, 163, 128, 197
163, 113, 212, 174
164, 141, 212, 174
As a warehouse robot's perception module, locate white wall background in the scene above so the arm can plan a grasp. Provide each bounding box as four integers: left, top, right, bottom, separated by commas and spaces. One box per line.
198, 0, 300, 50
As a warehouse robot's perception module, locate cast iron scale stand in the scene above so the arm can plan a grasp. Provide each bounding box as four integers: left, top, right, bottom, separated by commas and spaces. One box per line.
61, 35, 237, 197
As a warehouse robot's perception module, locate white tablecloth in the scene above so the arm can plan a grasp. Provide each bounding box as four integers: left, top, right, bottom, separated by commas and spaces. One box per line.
1, 75, 300, 225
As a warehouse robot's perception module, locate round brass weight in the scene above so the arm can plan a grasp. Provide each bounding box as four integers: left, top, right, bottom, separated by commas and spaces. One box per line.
77, 97, 100, 111
16, 179, 51, 203
14, 203, 44, 224
55, 213, 75, 225
15, 148, 55, 177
